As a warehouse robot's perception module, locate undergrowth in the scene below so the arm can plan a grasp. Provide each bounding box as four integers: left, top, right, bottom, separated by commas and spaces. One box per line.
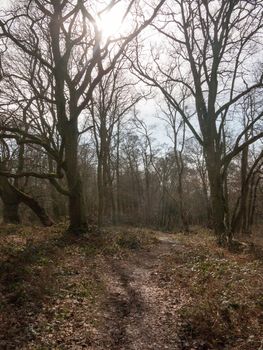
163, 231, 263, 350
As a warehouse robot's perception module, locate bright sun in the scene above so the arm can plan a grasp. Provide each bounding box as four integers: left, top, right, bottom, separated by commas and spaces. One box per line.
98, 3, 130, 41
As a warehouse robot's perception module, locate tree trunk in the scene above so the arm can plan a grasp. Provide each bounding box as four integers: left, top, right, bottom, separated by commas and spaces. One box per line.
206, 151, 227, 245
3, 202, 20, 224
64, 122, 88, 233
67, 176, 87, 232
232, 145, 249, 234
0, 175, 53, 226
144, 163, 151, 225
247, 174, 260, 233
116, 120, 121, 223
16, 189, 54, 226
110, 184, 117, 225
97, 159, 104, 227
209, 174, 226, 244
175, 149, 189, 232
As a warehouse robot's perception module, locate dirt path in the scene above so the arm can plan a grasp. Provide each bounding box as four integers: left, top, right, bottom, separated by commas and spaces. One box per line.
1, 227, 188, 350
1, 226, 262, 349
98, 233, 185, 350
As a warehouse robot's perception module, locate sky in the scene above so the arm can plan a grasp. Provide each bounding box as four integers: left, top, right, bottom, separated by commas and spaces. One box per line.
0, 0, 9, 9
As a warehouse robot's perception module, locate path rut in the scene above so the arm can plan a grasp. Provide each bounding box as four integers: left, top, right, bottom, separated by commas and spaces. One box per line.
98, 233, 185, 350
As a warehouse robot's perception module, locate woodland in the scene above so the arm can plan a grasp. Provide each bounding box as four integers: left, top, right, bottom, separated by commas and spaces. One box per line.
0, 0, 263, 349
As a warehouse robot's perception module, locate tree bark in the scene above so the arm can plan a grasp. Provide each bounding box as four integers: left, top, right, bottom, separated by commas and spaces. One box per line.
247, 174, 261, 233
3, 202, 20, 224
97, 158, 104, 227
16, 189, 54, 227
63, 122, 88, 233
206, 151, 227, 245
0, 175, 53, 226
115, 120, 121, 223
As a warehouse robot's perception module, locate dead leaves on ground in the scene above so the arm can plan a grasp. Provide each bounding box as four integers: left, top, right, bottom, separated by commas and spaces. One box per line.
0, 224, 262, 349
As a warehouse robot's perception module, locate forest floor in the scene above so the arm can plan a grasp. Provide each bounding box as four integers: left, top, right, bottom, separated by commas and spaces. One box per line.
0, 224, 263, 350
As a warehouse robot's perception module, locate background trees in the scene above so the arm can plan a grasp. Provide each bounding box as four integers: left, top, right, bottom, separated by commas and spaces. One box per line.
0, 0, 165, 232
0, 0, 262, 244
89, 60, 143, 226
129, 0, 263, 244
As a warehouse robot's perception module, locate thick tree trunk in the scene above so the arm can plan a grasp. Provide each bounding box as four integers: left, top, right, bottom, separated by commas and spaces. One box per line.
206, 150, 227, 245
67, 176, 87, 232
64, 122, 88, 233
50, 11, 88, 233
209, 173, 227, 244
198, 160, 212, 227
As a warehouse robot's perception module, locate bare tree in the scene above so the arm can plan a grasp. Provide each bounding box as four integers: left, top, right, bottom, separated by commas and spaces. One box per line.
130, 0, 263, 244
0, 0, 165, 232
158, 91, 190, 231
89, 60, 143, 226
0, 141, 54, 226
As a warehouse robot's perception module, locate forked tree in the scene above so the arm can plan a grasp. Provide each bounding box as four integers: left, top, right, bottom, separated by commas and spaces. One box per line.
0, 0, 165, 232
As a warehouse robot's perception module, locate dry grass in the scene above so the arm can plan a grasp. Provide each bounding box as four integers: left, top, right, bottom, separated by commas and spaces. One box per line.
158, 229, 263, 349
0, 223, 157, 349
